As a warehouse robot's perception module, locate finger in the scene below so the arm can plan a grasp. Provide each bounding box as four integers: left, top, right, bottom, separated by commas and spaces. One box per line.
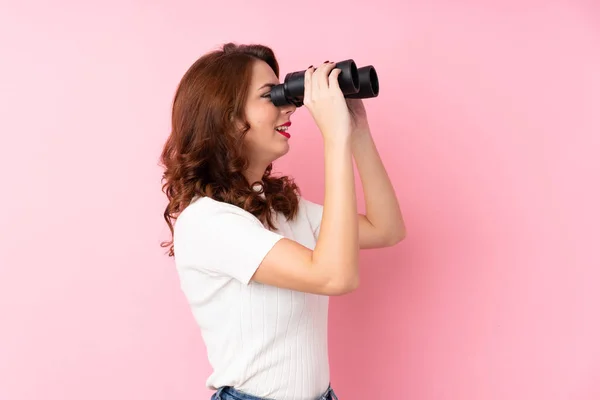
303, 66, 314, 104
313, 62, 327, 94
316, 61, 335, 92
327, 68, 343, 94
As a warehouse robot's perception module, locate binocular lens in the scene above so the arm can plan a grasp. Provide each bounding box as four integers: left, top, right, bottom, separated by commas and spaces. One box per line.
347, 65, 379, 99
270, 59, 379, 107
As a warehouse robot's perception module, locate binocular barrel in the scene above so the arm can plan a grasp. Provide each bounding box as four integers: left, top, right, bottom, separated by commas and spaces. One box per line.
270, 59, 379, 107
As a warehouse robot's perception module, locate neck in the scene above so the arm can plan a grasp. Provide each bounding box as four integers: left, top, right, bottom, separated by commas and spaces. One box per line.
243, 164, 268, 186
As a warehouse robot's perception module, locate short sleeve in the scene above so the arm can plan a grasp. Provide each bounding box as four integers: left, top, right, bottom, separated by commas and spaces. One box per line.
177, 206, 285, 284
300, 197, 324, 240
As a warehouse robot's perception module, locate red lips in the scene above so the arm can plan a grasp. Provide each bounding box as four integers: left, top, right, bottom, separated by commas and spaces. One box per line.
275, 121, 291, 139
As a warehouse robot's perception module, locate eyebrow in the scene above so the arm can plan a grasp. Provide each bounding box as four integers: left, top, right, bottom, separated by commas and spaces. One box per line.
258, 83, 277, 91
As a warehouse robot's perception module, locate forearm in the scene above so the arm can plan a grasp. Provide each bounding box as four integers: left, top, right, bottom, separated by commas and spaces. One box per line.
352, 130, 406, 242
312, 136, 360, 292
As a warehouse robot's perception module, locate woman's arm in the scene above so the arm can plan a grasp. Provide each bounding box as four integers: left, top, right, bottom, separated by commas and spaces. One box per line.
251, 134, 359, 295
348, 99, 406, 248
250, 62, 360, 295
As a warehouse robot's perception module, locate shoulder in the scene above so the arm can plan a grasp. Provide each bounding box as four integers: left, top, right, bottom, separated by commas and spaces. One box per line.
176, 196, 262, 230
173, 196, 285, 283
173, 196, 267, 248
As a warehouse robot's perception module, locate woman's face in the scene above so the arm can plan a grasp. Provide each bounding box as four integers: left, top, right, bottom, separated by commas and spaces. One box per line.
242, 60, 296, 170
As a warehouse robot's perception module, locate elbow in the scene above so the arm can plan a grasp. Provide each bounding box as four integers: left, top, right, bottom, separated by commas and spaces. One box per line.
327, 274, 360, 296
387, 226, 407, 246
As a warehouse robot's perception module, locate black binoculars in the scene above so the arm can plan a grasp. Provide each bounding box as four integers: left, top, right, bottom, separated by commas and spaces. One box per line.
270, 59, 379, 107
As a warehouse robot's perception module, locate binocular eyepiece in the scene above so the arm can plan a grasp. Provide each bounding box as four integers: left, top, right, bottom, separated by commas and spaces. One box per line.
270, 59, 379, 107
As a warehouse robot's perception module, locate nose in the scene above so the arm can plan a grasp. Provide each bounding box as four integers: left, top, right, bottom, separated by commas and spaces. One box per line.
280, 102, 296, 116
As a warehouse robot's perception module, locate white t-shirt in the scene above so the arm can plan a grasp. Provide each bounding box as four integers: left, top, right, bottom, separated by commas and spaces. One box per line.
173, 194, 330, 400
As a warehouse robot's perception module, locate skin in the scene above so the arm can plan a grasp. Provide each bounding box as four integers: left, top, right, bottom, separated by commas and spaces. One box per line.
241, 59, 406, 250
241, 60, 296, 184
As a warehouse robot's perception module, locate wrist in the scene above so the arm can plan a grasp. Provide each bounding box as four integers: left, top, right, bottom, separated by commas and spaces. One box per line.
323, 132, 352, 149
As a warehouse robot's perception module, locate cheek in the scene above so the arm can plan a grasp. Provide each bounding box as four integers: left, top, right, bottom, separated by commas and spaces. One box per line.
245, 104, 278, 138
252, 118, 276, 137
255, 103, 278, 125
244, 126, 271, 149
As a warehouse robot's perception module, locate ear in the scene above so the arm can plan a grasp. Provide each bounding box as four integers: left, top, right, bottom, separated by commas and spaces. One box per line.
228, 114, 247, 140
230, 111, 249, 133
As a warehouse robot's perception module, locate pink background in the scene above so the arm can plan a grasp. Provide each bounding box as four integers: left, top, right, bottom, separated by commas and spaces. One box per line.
1, 1, 599, 399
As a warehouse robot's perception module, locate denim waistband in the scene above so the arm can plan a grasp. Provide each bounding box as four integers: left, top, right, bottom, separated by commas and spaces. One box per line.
212, 384, 338, 400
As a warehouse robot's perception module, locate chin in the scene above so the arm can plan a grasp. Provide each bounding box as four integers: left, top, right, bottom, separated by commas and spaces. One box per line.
260, 132, 290, 162
273, 144, 290, 160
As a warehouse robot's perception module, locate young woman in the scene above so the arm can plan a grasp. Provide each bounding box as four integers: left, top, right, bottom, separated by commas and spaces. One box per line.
159, 43, 406, 400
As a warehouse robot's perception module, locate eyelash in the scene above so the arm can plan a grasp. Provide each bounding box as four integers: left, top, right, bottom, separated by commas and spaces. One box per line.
261, 92, 271, 99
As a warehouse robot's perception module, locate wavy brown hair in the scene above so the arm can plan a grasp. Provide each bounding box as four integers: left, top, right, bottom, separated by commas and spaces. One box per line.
159, 42, 301, 257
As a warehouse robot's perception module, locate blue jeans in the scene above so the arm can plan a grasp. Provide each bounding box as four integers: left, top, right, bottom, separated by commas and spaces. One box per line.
211, 384, 339, 400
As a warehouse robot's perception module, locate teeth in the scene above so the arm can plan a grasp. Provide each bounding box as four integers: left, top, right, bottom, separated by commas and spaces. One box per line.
275, 126, 288, 131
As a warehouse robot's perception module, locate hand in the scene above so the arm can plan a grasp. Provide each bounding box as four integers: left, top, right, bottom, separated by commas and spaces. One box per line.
346, 98, 370, 134
303, 62, 353, 142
